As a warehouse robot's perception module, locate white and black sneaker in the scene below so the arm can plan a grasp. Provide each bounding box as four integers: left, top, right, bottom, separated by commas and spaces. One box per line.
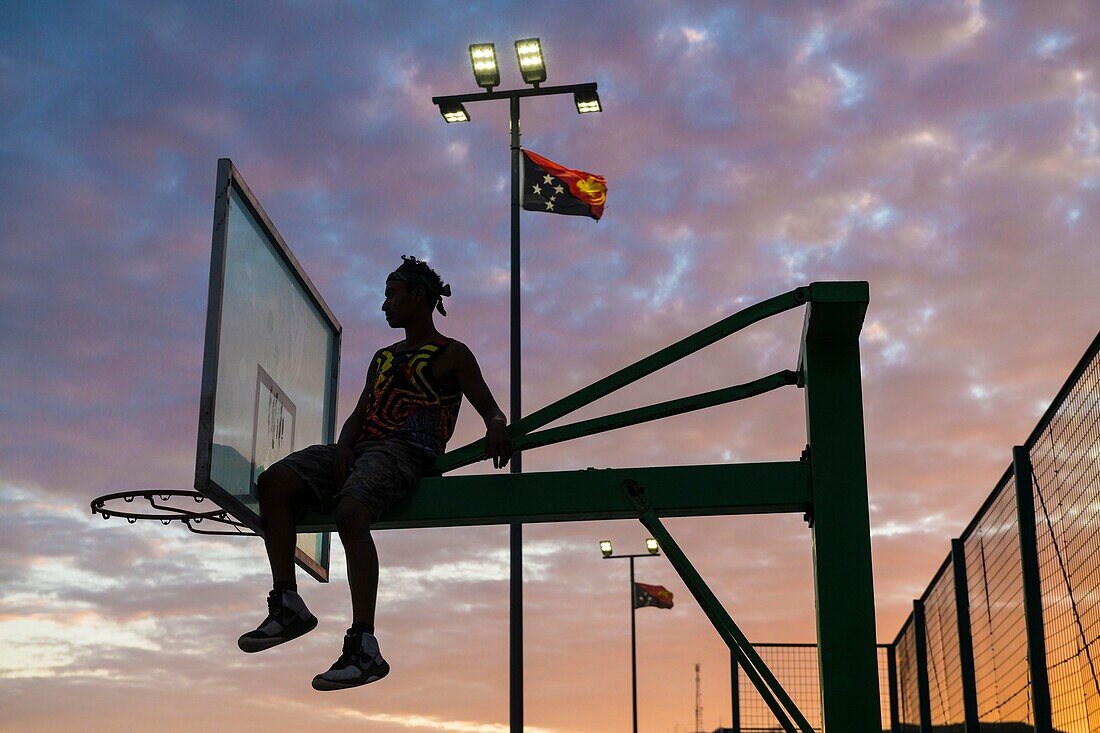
238, 589, 318, 653
311, 629, 390, 691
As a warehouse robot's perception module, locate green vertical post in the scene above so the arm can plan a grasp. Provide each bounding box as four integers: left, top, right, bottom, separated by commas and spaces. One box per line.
1013, 446, 1053, 733
913, 600, 932, 733
799, 282, 881, 732
951, 538, 981, 733
731, 649, 741, 733
887, 644, 900, 733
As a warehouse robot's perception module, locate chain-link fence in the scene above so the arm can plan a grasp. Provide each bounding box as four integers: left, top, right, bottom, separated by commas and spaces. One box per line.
966, 470, 1034, 728
925, 557, 966, 728
1030, 338, 1100, 733
897, 616, 922, 732
732, 643, 893, 732
726, 330, 1098, 733
888, 330, 1098, 733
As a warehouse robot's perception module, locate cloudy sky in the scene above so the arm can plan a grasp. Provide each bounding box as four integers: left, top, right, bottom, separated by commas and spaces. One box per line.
2, 1, 1098, 731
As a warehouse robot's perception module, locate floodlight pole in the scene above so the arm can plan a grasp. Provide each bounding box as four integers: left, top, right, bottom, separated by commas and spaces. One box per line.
508, 93, 524, 733
432, 80, 598, 733
603, 551, 661, 733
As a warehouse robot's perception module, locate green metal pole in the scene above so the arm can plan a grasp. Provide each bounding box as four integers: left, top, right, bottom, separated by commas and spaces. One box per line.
624, 484, 810, 733
799, 283, 881, 732
913, 600, 931, 733
731, 650, 741, 733
1013, 446, 1053, 733
887, 644, 900, 733
951, 538, 981, 733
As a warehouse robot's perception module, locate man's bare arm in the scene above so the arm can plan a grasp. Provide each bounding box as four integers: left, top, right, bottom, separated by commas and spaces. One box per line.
450, 342, 512, 468
337, 360, 377, 448
332, 359, 378, 483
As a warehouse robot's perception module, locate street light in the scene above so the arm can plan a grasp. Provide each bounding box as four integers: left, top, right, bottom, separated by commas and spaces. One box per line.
514, 38, 546, 85
574, 88, 602, 114
438, 101, 470, 124
601, 540, 662, 733
469, 43, 500, 89
434, 42, 601, 733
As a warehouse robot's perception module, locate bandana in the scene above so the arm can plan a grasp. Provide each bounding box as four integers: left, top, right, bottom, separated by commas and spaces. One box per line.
387, 268, 451, 316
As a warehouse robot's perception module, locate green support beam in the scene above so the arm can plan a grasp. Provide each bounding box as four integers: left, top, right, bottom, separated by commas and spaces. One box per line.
798, 281, 882, 732
297, 460, 810, 532
437, 370, 797, 473
435, 289, 806, 473
624, 481, 814, 733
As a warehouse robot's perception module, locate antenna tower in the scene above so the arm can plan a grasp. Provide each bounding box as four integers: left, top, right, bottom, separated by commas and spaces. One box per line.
695, 662, 703, 733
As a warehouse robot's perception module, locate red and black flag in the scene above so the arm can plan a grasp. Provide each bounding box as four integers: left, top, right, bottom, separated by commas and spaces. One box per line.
522, 149, 607, 221
634, 582, 674, 610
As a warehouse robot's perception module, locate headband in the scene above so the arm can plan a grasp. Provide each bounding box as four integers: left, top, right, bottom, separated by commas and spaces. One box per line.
387, 269, 451, 316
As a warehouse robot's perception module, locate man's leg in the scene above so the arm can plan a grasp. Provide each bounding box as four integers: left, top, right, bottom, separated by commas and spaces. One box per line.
239, 464, 318, 653
314, 441, 428, 690
334, 496, 378, 628
312, 495, 390, 691
257, 464, 313, 586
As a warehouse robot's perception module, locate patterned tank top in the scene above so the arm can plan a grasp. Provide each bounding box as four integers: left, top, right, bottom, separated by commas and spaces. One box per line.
357, 337, 462, 455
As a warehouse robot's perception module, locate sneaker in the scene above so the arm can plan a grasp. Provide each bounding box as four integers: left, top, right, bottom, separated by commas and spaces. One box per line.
311, 629, 390, 691
237, 589, 318, 653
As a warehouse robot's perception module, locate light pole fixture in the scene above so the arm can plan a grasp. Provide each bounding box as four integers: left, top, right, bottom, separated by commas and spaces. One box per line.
438, 101, 470, 123
514, 38, 546, 85
433, 41, 600, 733
600, 540, 663, 733
469, 43, 500, 89
574, 88, 601, 114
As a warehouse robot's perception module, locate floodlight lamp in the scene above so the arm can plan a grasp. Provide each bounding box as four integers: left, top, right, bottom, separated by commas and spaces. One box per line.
646, 538, 659, 555
514, 38, 546, 85
469, 43, 500, 89
438, 102, 470, 124
574, 89, 601, 114
600, 540, 613, 557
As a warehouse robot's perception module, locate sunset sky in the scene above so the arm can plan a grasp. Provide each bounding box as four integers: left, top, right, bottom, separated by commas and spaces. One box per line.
2, 1, 1099, 731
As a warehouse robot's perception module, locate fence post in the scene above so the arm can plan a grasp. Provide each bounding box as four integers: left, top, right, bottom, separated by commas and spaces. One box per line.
1013, 446, 1053, 733
730, 649, 740, 733
951, 538, 981, 733
887, 643, 900, 733
914, 599, 932, 733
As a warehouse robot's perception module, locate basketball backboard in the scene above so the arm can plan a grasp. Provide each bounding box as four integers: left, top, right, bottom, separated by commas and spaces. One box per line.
195, 158, 340, 582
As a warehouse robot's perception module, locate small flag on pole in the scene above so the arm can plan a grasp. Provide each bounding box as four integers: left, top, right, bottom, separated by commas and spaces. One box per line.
522, 149, 607, 221
634, 582, 674, 609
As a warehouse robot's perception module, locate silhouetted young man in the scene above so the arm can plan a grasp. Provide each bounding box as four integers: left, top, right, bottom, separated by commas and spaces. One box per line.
239, 256, 512, 691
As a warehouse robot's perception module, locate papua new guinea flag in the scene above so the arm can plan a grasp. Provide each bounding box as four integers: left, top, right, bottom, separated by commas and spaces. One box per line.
522, 149, 607, 220
634, 582, 674, 610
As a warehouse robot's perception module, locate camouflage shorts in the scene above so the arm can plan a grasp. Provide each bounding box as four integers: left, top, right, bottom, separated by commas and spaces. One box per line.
273, 438, 435, 521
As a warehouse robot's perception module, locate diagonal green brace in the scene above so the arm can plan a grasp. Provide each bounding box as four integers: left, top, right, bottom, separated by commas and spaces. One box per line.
437, 370, 798, 473
622, 480, 815, 733
434, 289, 807, 473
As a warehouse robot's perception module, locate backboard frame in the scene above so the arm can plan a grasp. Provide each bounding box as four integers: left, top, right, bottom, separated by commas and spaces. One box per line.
195, 158, 341, 582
